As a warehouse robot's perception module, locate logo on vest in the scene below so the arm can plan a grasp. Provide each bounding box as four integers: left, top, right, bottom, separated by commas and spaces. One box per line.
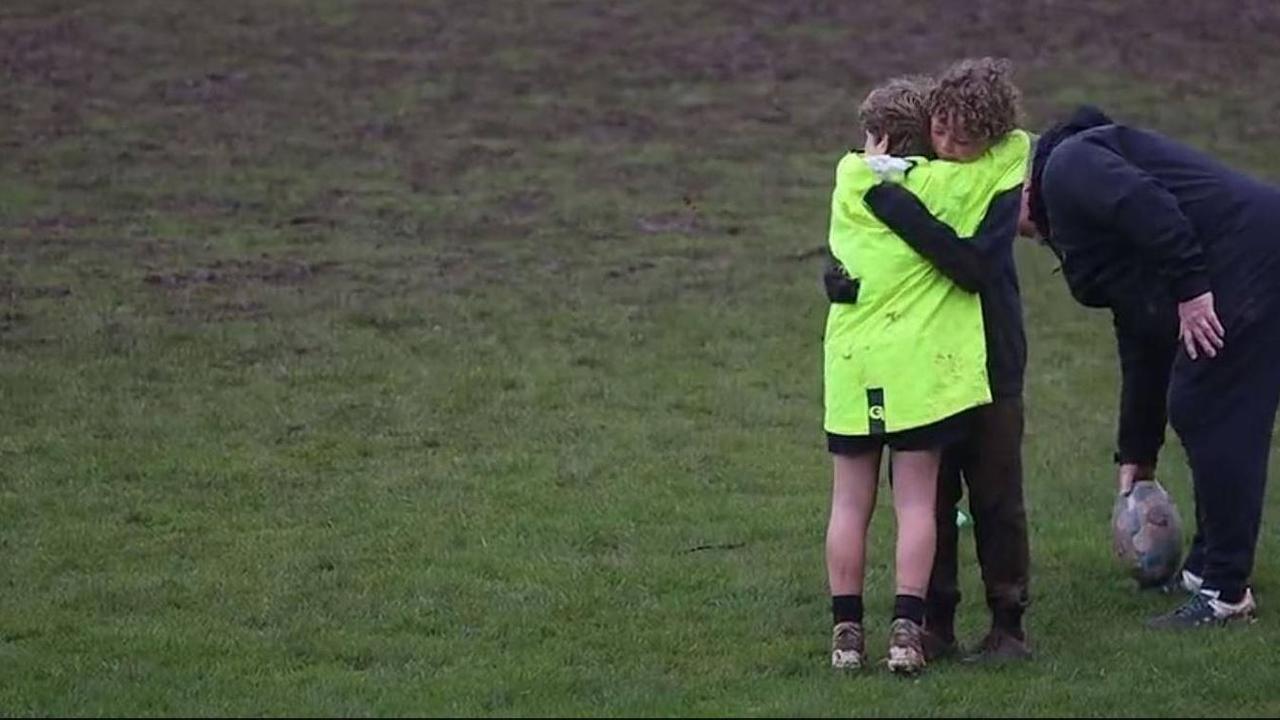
866, 387, 886, 434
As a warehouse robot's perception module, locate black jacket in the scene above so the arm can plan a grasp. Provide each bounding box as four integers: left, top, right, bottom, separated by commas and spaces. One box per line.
1039, 118, 1280, 464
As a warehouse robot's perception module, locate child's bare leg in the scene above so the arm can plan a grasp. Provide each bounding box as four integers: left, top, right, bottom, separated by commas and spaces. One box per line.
886, 448, 941, 674
890, 449, 941, 597
826, 451, 881, 596
826, 449, 880, 669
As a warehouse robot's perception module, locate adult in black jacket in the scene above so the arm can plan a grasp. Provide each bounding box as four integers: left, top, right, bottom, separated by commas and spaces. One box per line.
1026, 106, 1280, 627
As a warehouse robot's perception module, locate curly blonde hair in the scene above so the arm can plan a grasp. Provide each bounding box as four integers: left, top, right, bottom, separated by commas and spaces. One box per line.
858, 76, 934, 157
928, 57, 1021, 144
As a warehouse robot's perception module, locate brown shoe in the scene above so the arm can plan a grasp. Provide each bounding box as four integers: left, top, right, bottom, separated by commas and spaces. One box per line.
964, 626, 1032, 663
830, 621, 865, 670
921, 628, 961, 662
886, 618, 926, 675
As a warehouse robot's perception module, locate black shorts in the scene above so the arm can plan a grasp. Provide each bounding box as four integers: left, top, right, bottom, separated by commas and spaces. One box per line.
827, 409, 974, 457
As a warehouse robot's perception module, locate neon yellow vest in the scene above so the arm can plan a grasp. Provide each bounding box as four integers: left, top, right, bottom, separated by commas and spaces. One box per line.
823, 130, 1030, 436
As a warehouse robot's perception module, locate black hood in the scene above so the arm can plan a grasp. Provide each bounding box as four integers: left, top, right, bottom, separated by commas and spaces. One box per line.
1028, 105, 1115, 239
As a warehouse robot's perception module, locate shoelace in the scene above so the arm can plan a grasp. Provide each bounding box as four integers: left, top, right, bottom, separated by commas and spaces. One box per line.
834, 625, 862, 651
1173, 594, 1213, 618
891, 621, 922, 647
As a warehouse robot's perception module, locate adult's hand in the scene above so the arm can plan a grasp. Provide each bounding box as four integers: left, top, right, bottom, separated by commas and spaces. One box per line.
1178, 291, 1225, 360
1117, 463, 1155, 496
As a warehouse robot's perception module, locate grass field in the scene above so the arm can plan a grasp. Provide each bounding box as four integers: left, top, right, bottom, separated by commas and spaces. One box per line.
4, 1, 1280, 716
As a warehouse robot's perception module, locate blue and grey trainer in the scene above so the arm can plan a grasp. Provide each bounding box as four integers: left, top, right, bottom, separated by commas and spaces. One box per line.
1147, 588, 1256, 629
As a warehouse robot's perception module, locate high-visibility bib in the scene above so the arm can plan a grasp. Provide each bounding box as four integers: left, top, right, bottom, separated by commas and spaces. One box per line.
824, 130, 1030, 435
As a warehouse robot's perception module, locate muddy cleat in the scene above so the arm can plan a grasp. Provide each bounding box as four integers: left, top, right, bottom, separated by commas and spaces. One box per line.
1147, 588, 1257, 629
830, 621, 865, 670
963, 626, 1032, 663
886, 618, 926, 675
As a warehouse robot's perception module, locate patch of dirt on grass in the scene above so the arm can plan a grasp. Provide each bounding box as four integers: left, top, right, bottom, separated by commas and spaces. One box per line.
143, 256, 340, 290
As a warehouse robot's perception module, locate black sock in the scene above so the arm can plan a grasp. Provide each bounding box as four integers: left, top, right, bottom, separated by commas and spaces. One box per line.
893, 594, 926, 624
832, 594, 863, 625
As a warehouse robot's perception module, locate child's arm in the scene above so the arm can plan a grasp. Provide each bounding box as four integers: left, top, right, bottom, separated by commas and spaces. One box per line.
862, 183, 1021, 293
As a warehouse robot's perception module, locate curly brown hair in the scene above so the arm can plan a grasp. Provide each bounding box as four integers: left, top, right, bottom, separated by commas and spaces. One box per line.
928, 57, 1021, 144
858, 76, 934, 157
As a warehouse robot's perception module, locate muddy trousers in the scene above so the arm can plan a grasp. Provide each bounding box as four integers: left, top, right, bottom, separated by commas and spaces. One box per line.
926, 397, 1030, 635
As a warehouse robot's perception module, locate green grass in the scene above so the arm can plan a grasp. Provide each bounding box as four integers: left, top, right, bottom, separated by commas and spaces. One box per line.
3, 0, 1280, 715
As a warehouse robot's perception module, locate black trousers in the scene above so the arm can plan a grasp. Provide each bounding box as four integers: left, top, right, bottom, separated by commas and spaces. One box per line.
927, 397, 1031, 633
1168, 292, 1280, 604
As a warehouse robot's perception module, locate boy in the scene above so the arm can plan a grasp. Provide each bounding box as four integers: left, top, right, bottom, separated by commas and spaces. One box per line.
861, 57, 1033, 661
823, 75, 1030, 674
